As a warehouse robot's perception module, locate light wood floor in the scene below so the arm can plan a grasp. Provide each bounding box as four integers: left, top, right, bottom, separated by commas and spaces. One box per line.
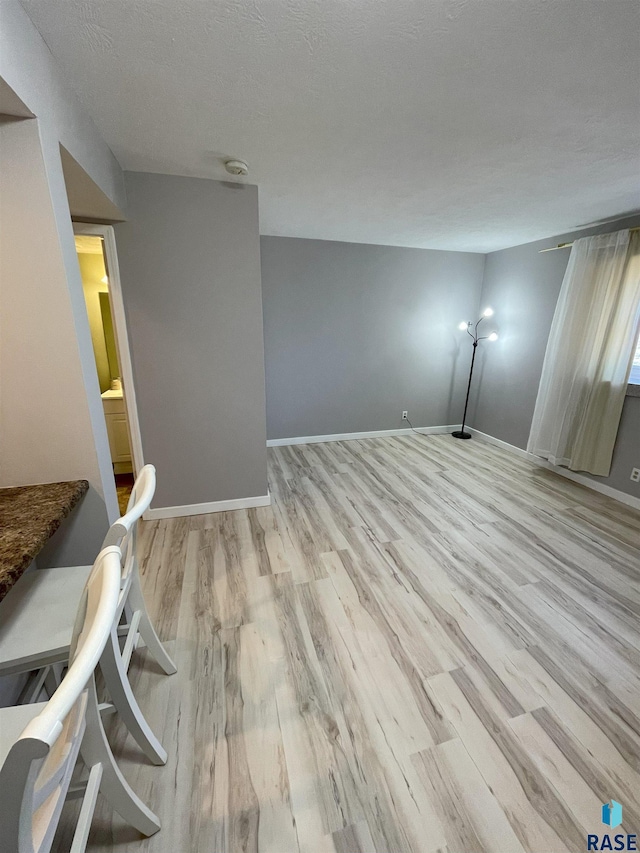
56, 435, 640, 852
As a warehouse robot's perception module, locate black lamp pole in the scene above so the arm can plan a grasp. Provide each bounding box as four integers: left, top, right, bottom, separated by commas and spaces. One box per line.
452, 313, 496, 440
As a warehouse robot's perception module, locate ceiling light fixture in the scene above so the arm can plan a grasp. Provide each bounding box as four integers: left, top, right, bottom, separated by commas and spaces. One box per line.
224, 159, 249, 177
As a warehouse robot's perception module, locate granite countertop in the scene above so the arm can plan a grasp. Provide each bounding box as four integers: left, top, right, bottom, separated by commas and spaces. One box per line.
0, 480, 89, 602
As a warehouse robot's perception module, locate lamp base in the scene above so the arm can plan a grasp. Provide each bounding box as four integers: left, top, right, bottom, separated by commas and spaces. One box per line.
452, 430, 472, 440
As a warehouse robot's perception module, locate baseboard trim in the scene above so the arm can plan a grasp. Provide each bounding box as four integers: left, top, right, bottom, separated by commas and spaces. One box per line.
267, 425, 459, 447
466, 428, 532, 461
146, 492, 271, 520
468, 428, 640, 511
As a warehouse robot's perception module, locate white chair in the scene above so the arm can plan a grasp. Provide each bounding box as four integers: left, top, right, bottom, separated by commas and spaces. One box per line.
0, 465, 176, 766
0, 546, 160, 853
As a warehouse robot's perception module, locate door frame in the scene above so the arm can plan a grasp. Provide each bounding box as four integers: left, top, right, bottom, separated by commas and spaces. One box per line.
74, 223, 145, 478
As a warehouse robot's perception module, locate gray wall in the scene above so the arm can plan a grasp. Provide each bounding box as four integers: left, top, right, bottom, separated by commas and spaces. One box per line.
261, 236, 485, 439
116, 173, 268, 509
472, 214, 640, 498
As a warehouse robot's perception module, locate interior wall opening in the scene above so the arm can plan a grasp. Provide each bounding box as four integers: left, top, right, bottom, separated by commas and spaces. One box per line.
75, 232, 134, 514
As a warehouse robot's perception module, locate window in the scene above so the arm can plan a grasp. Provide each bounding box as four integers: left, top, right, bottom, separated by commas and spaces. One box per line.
629, 331, 640, 385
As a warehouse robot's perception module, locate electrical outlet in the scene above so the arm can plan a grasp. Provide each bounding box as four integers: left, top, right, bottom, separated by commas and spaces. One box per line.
402, 411, 408, 420
631, 468, 640, 483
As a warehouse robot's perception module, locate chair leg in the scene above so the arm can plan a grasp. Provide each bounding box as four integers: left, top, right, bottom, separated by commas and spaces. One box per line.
20, 667, 50, 704
128, 570, 177, 676
44, 662, 64, 697
81, 677, 161, 838
100, 626, 167, 766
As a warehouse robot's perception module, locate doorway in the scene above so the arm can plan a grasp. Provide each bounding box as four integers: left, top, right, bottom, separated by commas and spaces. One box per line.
74, 224, 144, 514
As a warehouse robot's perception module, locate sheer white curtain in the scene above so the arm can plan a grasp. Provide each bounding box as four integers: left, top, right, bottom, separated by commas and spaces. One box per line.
528, 229, 640, 476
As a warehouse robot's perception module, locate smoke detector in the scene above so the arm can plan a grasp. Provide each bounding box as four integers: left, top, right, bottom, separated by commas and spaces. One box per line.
224, 159, 249, 176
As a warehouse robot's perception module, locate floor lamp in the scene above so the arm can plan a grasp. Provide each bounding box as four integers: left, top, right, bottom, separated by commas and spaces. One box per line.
452, 308, 498, 440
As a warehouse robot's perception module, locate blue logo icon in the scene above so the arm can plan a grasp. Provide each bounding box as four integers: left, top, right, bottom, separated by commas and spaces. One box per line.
588, 800, 634, 850
602, 800, 623, 829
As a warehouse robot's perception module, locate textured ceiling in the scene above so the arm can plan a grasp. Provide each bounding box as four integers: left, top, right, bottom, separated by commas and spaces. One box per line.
22, 0, 640, 252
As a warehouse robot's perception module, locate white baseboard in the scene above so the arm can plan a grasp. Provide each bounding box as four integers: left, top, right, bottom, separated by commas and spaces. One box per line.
146, 492, 271, 520
468, 428, 640, 511
267, 425, 459, 447
466, 428, 532, 461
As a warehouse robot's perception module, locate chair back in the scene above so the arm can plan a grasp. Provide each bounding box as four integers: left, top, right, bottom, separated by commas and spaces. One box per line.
102, 464, 156, 585
0, 547, 121, 853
